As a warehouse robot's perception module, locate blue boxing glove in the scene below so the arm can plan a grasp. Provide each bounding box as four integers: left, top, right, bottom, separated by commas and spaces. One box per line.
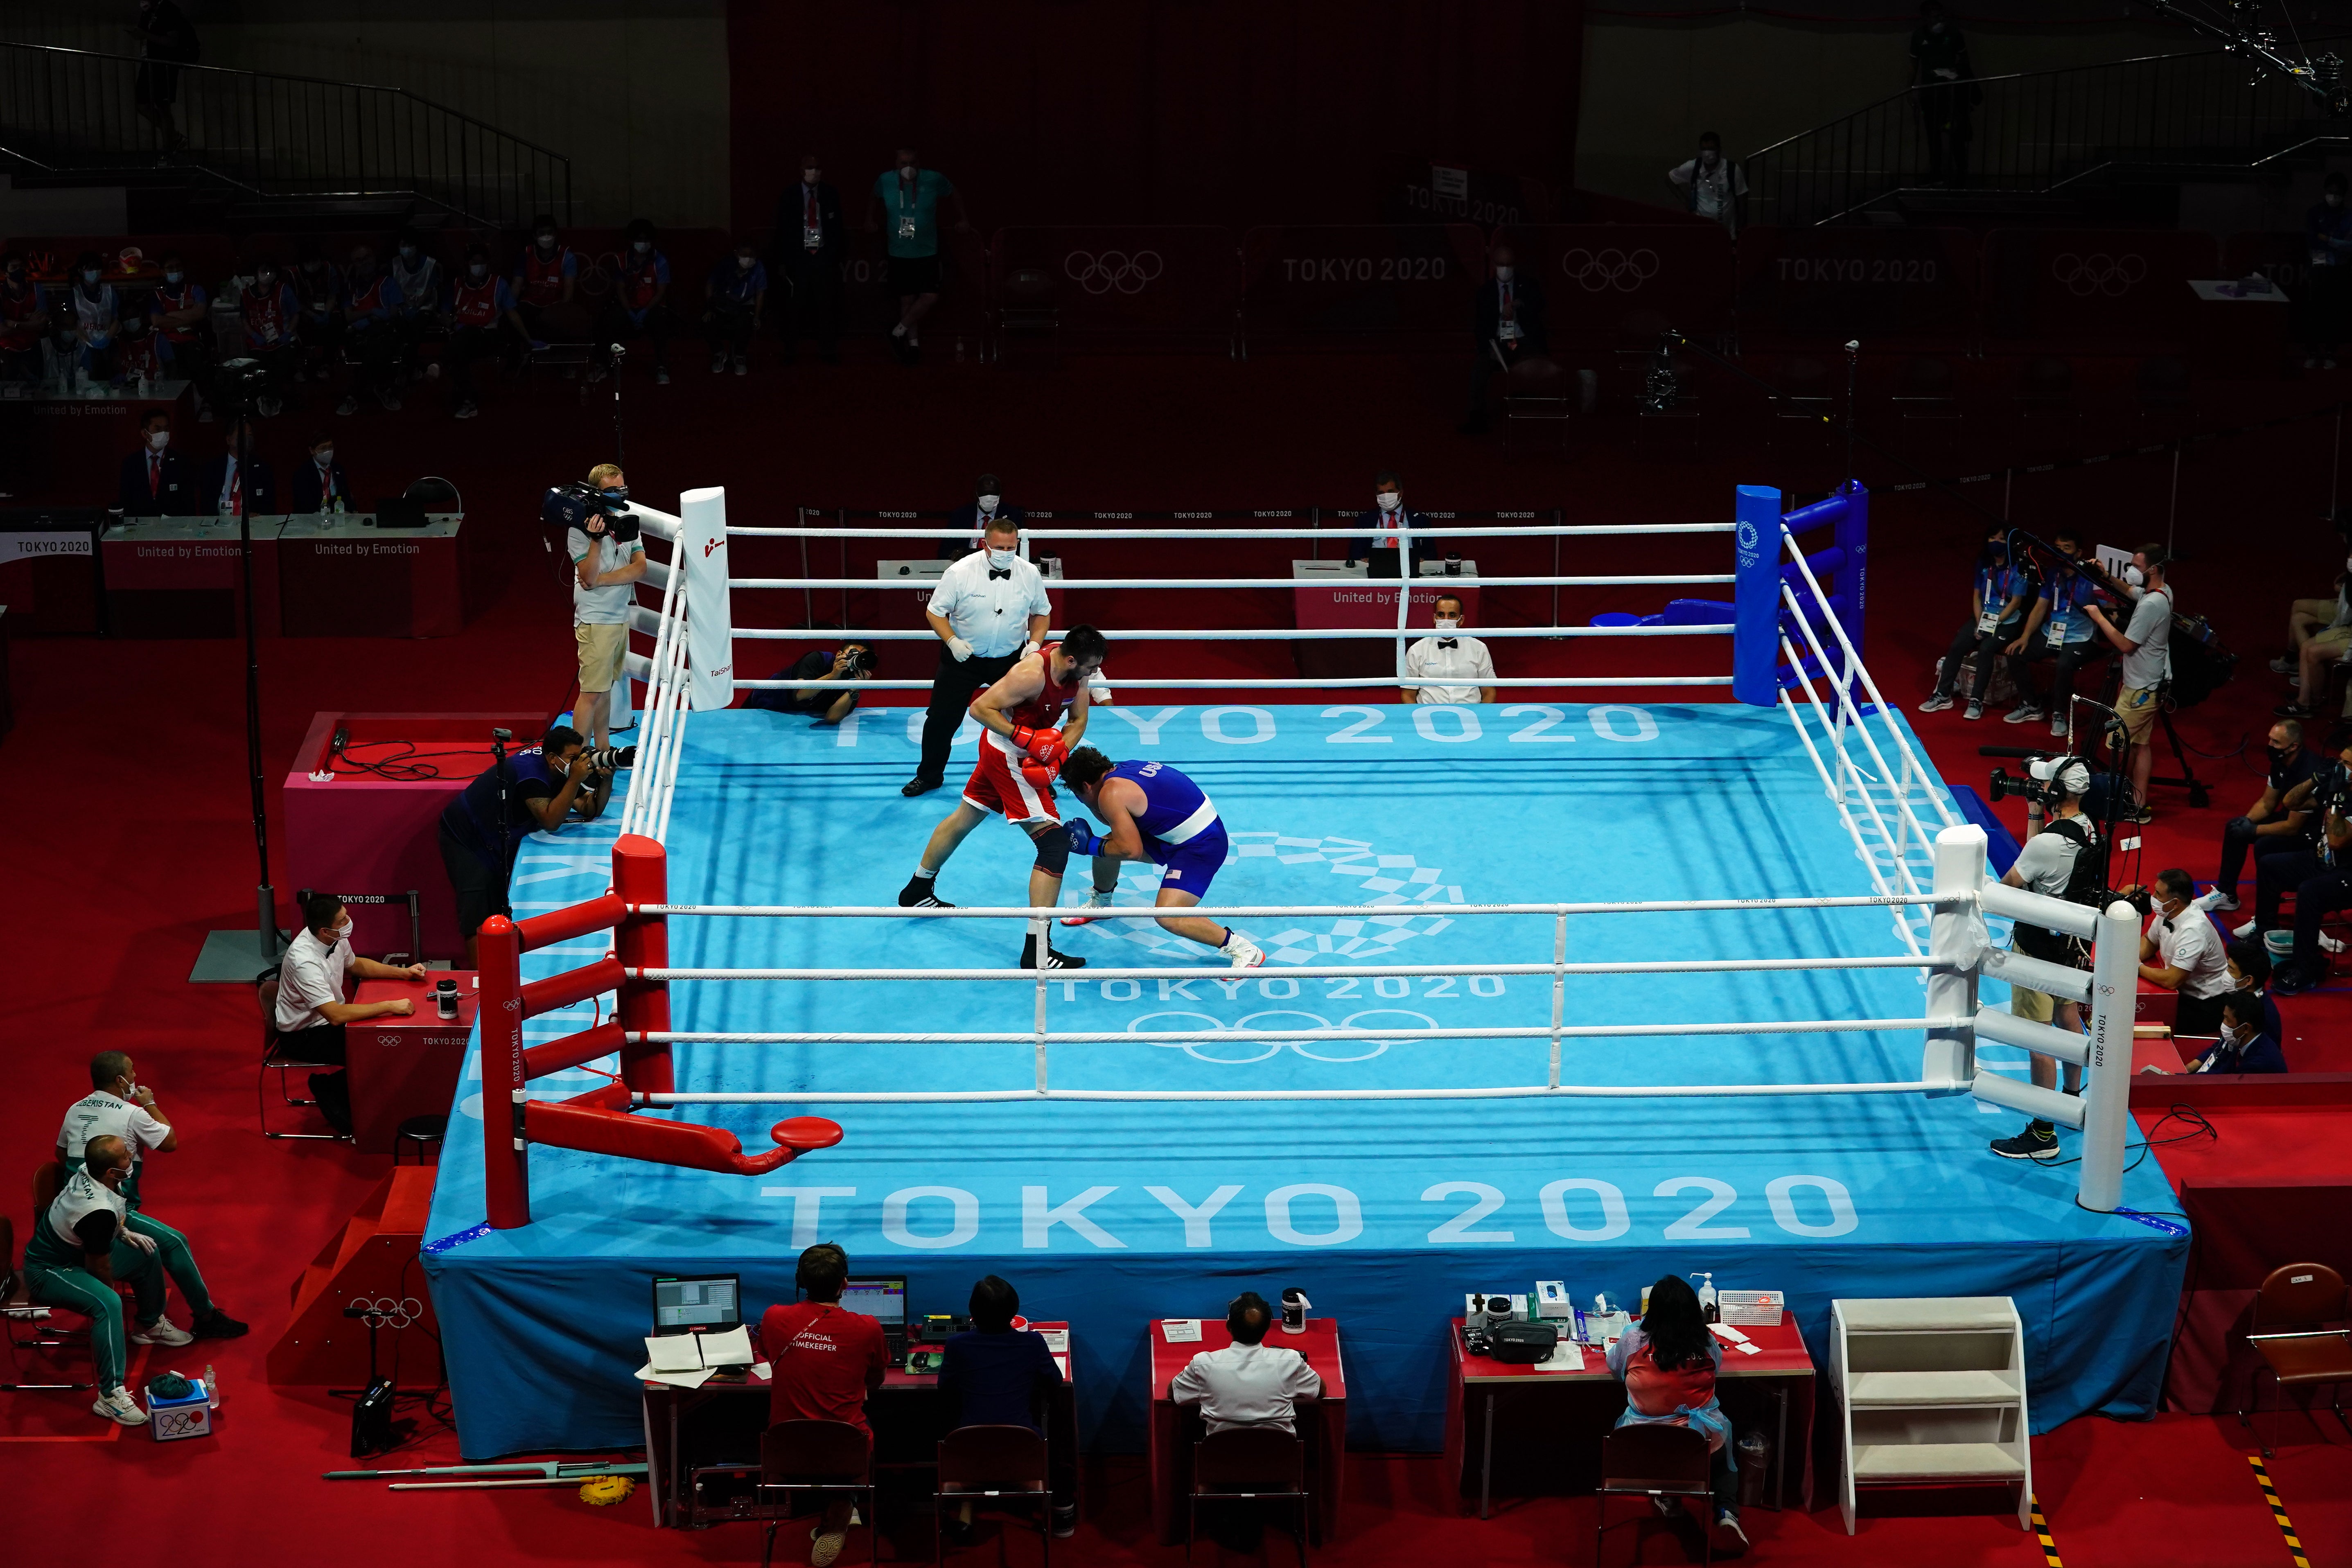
1066, 819, 1104, 857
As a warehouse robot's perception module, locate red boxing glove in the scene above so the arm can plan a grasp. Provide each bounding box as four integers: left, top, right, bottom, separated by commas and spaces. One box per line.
1019, 758, 1059, 792
1013, 724, 1063, 761
1034, 740, 1070, 772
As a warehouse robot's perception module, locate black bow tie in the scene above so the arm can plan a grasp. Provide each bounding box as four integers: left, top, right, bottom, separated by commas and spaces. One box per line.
988, 567, 1011, 582
1437, 638, 1458, 650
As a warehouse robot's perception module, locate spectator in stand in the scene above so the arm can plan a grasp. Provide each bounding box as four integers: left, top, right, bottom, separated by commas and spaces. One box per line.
746, 644, 874, 725
1, 251, 46, 384
289, 241, 345, 389
2276, 545, 2352, 720
1665, 132, 1747, 237
290, 433, 352, 514
68, 252, 122, 388
2302, 171, 2352, 370
1999, 525, 2107, 737
511, 215, 580, 349
386, 229, 445, 386
774, 152, 844, 363
2265, 724, 2352, 996
116, 408, 198, 516
132, 0, 199, 151
438, 726, 613, 966
938, 473, 1025, 560
602, 217, 672, 385
869, 146, 972, 365
1911, 1, 1980, 185
2197, 719, 2316, 914
2133, 867, 2234, 1036
938, 1275, 1070, 1539
1919, 523, 2035, 722
238, 257, 301, 417
1402, 594, 1497, 704
705, 238, 767, 376
199, 416, 277, 517
1461, 243, 1548, 434
755, 1243, 887, 1568
337, 245, 404, 416
445, 243, 517, 421
571, 462, 647, 749
113, 310, 164, 387
1348, 471, 1432, 580
2084, 543, 2173, 822
148, 250, 213, 413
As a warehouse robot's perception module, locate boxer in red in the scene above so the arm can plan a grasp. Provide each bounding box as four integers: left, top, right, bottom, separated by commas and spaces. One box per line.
898, 626, 1109, 970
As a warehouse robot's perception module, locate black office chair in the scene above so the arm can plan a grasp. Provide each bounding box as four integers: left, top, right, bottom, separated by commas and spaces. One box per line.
1187, 1425, 1309, 1567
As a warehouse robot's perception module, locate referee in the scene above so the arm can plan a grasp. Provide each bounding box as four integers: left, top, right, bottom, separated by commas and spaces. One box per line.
903, 515, 1051, 796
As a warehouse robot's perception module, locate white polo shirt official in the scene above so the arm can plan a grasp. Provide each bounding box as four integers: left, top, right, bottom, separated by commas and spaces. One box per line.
275, 924, 354, 1033
2148, 905, 2231, 1000
1404, 633, 1496, 704
927, 550, 1051, 659
1170, 1340, 1325, 1435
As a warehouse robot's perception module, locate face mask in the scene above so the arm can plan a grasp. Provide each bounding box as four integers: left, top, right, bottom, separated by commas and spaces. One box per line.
164, 270, 183, 284
900, 165, 917, 179
1930, 20, 1946, 32
737, 254, 755, 268
147, 430, 169, 451
1435, 616, 1461, 632
398, 245, 418, 260
330, 922, 353, 945
1701, 150, 1719, 166
315, 449, 334, 467
1375, 492, 1402, 512
2123, 564, 2145, 588
469, 262, 489, 278
633, 240, 651, 254
83, 270, 101, 284
987, 547, 1019, 568
977, 494, 1002, 513
257, 273, 275, 287
804, 169, 819, 183
1494, 266, 1514, 281
537, 234, 556, 248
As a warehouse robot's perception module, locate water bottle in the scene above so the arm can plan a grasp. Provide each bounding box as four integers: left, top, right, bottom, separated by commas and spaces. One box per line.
205, 1363, 221, 1410
1736, 1428, 1768, 1507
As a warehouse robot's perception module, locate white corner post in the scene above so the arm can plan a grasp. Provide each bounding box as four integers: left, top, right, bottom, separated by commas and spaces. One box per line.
1921, 824, 1985, 1094
680, 487, 734, 711
2077, 899, 2139, 1213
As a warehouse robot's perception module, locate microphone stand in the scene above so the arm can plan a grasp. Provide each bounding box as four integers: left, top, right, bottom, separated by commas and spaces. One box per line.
235, 414, 279, 966
608, 342, 627, 466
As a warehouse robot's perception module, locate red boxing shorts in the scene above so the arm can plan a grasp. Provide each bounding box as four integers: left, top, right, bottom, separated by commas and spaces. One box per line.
962, 736, 1061, 825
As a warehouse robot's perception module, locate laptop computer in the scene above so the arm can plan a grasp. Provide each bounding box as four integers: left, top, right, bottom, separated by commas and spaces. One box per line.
840, 1275, 911, 1365
371, 495, 432, 528
651, 1272, 742, 1336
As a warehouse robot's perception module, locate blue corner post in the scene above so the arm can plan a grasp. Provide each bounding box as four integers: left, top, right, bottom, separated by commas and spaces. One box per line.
1733, 484, 1781, 706
1835, 479, 1868, 675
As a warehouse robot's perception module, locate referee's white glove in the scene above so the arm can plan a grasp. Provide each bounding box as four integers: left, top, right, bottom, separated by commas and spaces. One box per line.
947, 636, 974, 662
1021, 639, 1041, 658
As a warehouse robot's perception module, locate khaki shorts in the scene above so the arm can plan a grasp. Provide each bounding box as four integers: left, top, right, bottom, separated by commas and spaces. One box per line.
2010, 986, 2054, 1024
576, 623, 628, 694
2116, 684, 2160, 744
2311, 624, 2352, 657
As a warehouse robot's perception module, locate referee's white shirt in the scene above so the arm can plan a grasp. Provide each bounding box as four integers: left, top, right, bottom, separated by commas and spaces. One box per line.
1404, 633, 1496, 704
927, 551, 1051, 659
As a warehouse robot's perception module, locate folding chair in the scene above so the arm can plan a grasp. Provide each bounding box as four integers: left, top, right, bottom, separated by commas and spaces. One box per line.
257, 967, 347, 1141
759, 1419, 875, 1568
2242, 1261, 2352, 1456
936, 1422, 1051, 1563
1596, 1424, 1717, 1567
1187, 1425, 1308, 1568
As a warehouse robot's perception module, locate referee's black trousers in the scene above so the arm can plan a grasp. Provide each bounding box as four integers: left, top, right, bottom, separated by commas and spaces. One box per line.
915, 647, 1020, 784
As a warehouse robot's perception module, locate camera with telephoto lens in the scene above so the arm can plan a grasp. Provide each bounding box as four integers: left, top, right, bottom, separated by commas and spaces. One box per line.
584, 745, 636, 774
1988, 754, 2088, 811
542, 479, 640, 542
840, 645, 876, 675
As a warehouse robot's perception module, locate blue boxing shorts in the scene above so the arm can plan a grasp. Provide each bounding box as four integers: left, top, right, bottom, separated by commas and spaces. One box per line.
1144, 820, 1229, 899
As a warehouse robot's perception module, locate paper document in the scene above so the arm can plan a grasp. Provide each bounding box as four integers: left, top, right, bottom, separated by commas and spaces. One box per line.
634, 1361, 718, 1390
642, 1324, 754, 1376
1161, 1319, 1203, 1343
1530, 1340, 1588, 1372
1707, 1322, 1751, 1345
1038, 1329, 1070, 1354
1052, 1355, 1070, 1379
699, 1324, 754, 1365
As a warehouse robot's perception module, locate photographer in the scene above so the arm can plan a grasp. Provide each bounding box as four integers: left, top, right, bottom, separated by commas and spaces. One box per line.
2266, 724, 2352, 995
2201, 719, 2316, 914
747, 643, 872, 725
1999, 524, 2107, 736
436, 724, 612, 967
1988, 756, 2097, 1163
2133, 868, 2234, 1035
1919, 523, 2036, 721
2084, 543, 2171, 823
567, 463, 646, 751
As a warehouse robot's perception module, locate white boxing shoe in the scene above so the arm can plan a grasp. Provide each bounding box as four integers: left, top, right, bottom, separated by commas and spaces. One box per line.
1062, 888, 1115, 927
1221, 932, 1267, 969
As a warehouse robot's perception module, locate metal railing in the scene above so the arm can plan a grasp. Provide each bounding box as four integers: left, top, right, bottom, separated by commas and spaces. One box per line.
0, 41, 570, 226
1747, 44, 2348, 227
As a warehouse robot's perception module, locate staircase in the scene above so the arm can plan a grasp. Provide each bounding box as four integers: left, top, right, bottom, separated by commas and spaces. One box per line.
0, 41, 569, 229
1747, 42, 2352, 228
266, 1165, 442, 1388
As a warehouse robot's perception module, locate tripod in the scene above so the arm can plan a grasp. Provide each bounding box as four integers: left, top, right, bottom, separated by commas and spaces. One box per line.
2148, 702, 2212, 809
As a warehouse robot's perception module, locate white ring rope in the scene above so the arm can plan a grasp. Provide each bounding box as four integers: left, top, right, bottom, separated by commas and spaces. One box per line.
625, 959, 1937, 982
629, 1017, 1962, 1042
630, 1081, 1963, 1105
729, 624, 1733, 641
626, 894, 1962, 918
729, 574, 1736, 590
731, 675, 1736, 690
728, 523, 1739, 540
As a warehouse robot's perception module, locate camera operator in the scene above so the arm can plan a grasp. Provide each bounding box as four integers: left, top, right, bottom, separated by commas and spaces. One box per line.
567, 463, 646, 751
2265, 724, 2352, 995
2083, 543, 2171, 823
746, 643, 874, 725
2197, 719, 2316, 914
437, 724, 612, 968
2126, 868, 2233, 1035
1988, 756, 2097, 1162
1999, 523, 2107, 737
1919, 522, 2035, 721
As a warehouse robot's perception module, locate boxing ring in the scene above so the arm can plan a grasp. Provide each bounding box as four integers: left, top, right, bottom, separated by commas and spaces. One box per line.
420, 487, 2188, 1462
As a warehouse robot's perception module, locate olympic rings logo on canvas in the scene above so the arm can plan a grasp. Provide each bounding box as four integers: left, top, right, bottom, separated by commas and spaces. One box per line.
2050, 252, 2147, 297
1561, 248, 1661, 293
1064, 250, 1165, 295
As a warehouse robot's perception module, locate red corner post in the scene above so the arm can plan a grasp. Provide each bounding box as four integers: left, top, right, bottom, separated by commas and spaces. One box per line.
612, 835, 674, 1095
478, 914, 530, 1229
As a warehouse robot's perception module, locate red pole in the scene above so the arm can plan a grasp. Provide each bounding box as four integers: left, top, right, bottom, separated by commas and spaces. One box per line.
612, 834, 674, 1095
479, 913, 530, 1228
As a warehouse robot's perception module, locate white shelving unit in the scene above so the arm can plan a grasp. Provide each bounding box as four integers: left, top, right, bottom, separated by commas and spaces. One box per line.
1830, 1296, 2030, 1534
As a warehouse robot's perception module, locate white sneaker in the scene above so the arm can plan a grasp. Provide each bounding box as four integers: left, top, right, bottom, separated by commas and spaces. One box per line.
809, 1508, 859, 1568
1963, 701, 1984, 721
94, 1386, 149, 1425
1221, 932, 1267, 969
2325, 932, 2347, 955
2004, 704, 2046, 724
2194, 890, 2239, 913
131, 1318, 194, 1347
2271, 656, 2296, 675
1062, 888, 1115, 927
2233, 917, 2259, 940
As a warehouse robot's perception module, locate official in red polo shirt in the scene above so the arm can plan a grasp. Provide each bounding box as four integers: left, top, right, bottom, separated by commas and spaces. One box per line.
756, 1243, 885, 1566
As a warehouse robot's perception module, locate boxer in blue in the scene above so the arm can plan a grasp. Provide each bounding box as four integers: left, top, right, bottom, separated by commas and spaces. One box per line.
1055, 747, 1266, 968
